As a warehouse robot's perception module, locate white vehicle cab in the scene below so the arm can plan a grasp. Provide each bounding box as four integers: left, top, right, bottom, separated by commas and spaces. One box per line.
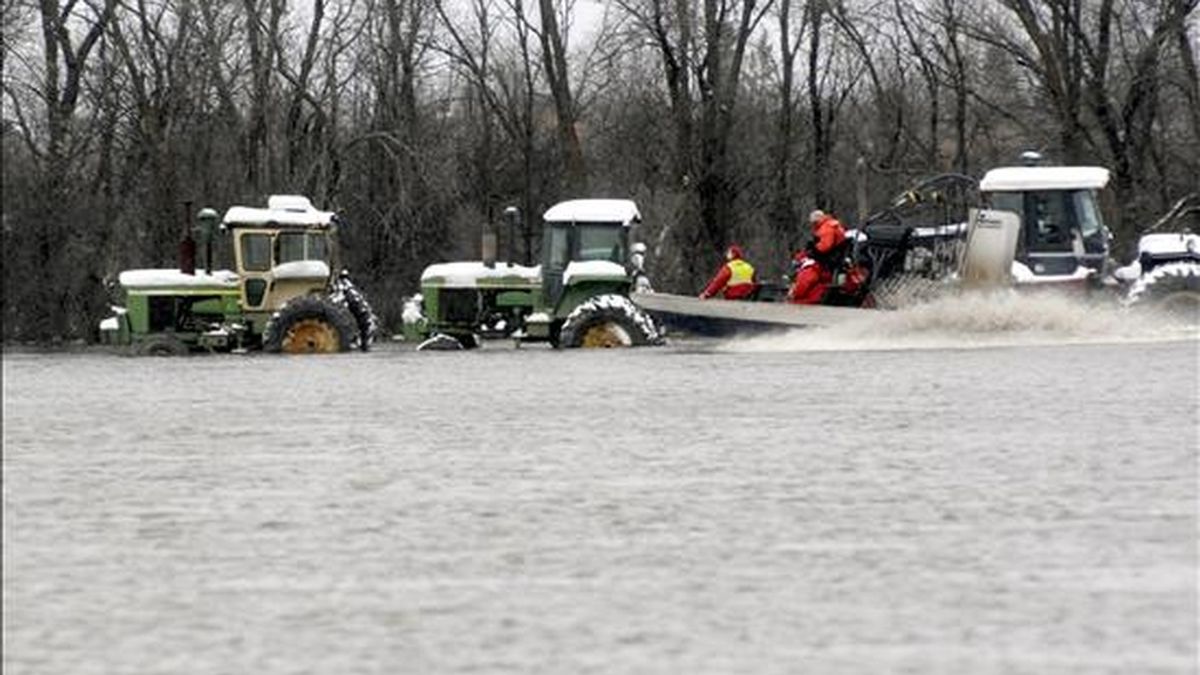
979, 158, 1112, 288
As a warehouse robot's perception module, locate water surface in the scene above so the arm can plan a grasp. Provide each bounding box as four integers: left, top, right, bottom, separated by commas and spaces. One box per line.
4, 300, 1197, 674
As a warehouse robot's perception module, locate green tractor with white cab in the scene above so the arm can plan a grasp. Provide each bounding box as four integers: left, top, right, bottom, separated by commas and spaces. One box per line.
99, 195, 378, 355
410, 199, 662, 349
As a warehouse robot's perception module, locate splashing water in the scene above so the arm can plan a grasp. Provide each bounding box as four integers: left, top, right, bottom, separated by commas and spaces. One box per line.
723, 290, 1200, 352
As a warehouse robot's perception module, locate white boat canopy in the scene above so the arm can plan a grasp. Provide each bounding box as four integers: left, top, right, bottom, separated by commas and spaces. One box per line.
980, 166, 1110, 192
543, 199, 641, 226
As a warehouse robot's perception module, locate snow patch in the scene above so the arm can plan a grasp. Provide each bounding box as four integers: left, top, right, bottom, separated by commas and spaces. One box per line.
980, 166, 1110, 192
223, 195, 335, 228
273, 260, 331, 280
543, 199, 640, 225
119, 269, 239, 289
1138, 233, 1200, 257
563, 260, 628, 285
421, 262, 541, 287
402, 295, 425, 324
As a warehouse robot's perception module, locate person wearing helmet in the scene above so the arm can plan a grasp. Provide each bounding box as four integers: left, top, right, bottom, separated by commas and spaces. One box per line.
788, 209, 847, 304
699, 244, 757, 300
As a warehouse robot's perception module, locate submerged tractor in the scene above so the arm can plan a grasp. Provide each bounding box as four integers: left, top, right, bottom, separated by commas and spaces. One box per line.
100, 195, 378, 354
1112, 193, 1200, 317
411, 199, 662, 349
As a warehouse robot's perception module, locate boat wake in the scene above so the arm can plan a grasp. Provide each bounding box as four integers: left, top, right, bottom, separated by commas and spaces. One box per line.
721, 290, 1199, 352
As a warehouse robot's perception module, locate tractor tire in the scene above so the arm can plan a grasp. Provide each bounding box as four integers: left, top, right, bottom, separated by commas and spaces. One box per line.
1124, 262, 1200, 324
337, 276, 380, 351
558, 294, 664, 349
263, 295, 358, 354
136, 334, 189, 357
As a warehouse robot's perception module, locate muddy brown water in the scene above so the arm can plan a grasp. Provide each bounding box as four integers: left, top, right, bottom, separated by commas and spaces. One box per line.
4, 297, 1198, 674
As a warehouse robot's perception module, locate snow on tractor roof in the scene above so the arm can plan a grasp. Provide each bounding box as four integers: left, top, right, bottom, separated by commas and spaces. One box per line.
421, 262, 542, 288
980, 166, 1110, 192
563, 260, 629, 285
222, 194, 336, 228
119, 269, 239, 289
543, 199, 641, 225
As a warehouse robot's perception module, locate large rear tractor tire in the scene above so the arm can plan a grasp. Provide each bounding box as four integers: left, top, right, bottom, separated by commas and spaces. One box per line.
263, 295, 358, 354
558, 294, 664, 349
1124, 262, 1200, 324
333, 274, 380, 351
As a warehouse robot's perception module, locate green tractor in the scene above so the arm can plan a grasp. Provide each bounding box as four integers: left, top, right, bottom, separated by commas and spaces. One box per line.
99, 195, 378, 355
411, 199, 662, 349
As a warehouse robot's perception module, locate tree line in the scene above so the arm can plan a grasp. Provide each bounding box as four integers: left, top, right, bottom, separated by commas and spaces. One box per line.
2, 0, 1197, 341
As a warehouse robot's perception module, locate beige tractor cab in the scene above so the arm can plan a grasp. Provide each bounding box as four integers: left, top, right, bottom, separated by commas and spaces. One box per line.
223, 195, 337, 318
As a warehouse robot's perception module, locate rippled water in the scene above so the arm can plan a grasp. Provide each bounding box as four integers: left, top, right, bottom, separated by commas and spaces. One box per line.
4, 297, 1198, 674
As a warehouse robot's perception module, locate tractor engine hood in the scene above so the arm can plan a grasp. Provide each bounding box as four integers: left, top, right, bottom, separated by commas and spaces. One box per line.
420, 262, 542, 288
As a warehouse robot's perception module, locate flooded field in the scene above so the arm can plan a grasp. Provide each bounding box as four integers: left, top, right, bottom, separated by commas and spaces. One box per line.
3, 297, 1198, 674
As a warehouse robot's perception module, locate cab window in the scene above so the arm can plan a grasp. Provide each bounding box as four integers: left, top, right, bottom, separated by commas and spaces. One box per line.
277, 231, 329, 264
277, 232, 306, 263
546, 224, 570, 269
241, 233, 272, 271
577, 224, 625, 262
1027, 191, 1072, 252
308, 233, 328, 261
1071, 190, 1108, 253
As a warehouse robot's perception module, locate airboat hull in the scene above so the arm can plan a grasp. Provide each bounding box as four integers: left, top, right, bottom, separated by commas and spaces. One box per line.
631, 293, 866, 334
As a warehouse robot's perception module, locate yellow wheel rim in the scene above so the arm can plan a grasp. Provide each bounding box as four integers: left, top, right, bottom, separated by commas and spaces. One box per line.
579, 322, 632, 348
281, 318, 340, 353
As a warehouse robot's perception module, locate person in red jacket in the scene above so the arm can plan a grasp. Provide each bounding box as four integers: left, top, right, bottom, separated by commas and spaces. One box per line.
788, 210, 847, 304
788, 251, 831, 304
700, 244, 757, 300
808, 209, 847, 262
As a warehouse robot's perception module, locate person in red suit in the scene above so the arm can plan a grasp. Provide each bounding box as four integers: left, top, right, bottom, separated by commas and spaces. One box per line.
788, 210, 847, 304
700, 244, 757, 300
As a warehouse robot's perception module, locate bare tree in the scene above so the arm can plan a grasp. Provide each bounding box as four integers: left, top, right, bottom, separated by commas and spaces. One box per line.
535, 0, 587, 191
771, 0, 808, 247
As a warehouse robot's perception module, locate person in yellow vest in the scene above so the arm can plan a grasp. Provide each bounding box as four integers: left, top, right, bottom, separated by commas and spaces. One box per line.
699, 244, 757, 300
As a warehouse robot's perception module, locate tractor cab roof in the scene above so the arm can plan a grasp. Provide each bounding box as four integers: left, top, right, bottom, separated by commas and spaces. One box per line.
222, 195, 337, 230
543, 199, 641, 226
980, 166, 1110, 192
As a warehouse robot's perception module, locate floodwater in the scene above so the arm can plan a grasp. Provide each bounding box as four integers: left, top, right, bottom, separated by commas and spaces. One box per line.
4, 295, 1198, 674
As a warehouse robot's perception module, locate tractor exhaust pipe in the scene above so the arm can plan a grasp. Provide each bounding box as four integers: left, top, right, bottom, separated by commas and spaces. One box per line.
503, 206, 521, 266
179, 200, 196, 275
482, 223, 497, 269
